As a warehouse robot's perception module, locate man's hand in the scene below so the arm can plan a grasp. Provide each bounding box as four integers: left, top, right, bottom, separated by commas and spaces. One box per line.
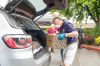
58, 34, 65, 40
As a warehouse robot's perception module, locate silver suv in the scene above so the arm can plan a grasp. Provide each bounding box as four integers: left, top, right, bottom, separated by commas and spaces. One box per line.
0, 0, 67, 66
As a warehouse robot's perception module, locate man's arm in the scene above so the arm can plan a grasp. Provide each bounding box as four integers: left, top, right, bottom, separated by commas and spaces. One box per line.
57, 31, 78, 40
65, 31, 79, 37
65, 22, 79, 37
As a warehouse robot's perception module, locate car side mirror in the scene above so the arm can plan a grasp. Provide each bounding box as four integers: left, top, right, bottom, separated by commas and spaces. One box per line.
43, 0, 68, 9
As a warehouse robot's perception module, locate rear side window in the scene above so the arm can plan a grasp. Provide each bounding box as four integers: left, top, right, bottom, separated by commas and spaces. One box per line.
8, 15, 20, 28
12, 16, 40, 30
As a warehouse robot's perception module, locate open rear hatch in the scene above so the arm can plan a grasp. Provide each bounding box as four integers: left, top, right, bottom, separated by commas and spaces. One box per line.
0, 0, 68, 19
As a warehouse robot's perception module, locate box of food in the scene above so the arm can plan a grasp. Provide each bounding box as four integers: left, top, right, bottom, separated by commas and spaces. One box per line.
47, 34, 67, 49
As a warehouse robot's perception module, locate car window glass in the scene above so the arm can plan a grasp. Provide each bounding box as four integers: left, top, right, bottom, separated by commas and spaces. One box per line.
8, 15, 20, 28
12, 16, 40, 30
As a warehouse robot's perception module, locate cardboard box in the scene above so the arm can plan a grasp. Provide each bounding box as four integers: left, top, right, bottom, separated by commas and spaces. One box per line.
47, 34, 67, 49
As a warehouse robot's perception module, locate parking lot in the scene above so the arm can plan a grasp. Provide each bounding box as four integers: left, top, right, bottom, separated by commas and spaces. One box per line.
50, 49, 100, 66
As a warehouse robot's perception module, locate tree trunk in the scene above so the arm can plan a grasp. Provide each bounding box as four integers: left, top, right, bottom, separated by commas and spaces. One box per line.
82, 5, 98, 25
96, 20, 100, 26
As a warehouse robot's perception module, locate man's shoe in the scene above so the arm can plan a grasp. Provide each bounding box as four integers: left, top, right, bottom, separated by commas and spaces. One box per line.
51, 48, 54, 52
51, 50, 54, 52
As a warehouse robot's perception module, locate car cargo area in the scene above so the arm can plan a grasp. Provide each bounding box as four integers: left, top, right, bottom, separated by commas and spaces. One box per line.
10, 14, 48, 59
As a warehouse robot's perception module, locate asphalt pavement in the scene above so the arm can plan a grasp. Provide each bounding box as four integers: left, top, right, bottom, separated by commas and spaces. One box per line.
49, 49, 100, 66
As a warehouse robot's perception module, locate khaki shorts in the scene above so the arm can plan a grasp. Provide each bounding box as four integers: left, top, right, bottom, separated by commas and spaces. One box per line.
63, 42, 78, 65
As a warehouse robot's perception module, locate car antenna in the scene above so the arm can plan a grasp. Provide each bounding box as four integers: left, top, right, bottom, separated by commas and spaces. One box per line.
8, 0, 23, 14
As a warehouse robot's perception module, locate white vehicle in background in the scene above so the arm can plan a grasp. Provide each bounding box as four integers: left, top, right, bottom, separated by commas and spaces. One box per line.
0, 0, 67, 66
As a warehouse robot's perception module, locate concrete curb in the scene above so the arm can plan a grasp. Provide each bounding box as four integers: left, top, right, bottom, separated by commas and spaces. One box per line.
81, 44, 100, 51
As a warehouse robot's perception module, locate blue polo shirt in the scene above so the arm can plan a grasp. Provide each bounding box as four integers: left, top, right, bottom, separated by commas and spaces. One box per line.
60, 21, 77, 44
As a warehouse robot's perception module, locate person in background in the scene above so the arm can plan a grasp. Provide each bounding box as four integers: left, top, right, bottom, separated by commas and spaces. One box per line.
77, 25, 84, 48
52, 17, 78, 66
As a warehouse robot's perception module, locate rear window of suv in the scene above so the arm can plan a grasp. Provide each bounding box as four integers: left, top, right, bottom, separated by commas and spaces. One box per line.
11, 14, 40, 30
8, 15, 21, 28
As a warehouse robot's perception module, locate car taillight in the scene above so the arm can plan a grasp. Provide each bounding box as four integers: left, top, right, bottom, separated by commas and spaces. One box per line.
3, 35, 32, 49
27, 38, 32, 44
20, 38, 25, 45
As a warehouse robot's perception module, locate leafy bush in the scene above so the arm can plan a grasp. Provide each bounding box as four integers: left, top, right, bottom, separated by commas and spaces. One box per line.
83, 35, 95, 45
84, 25, 100, 38
83, 25, 100, 45
83, 28, 91, 35
95, 37, 100, 46
91, 25, 100, 37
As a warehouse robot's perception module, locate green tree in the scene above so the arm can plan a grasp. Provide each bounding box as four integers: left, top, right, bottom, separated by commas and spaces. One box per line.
52, 0, 100, 25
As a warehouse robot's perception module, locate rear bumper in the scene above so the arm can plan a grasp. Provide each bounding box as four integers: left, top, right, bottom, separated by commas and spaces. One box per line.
0, 47, 51, 66
34, 52, 51, 66
6, 52, 51, 66
7, 57, 35, 66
